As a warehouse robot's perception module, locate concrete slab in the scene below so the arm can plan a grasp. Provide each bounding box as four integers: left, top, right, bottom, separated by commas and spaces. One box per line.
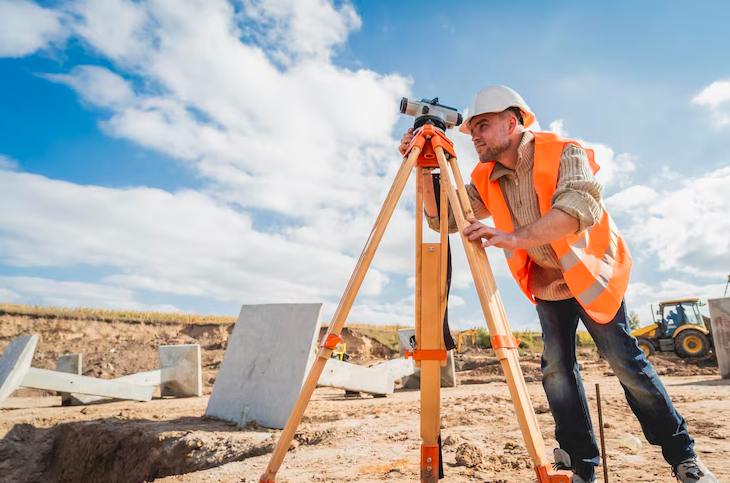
22, 368, 154, 401
0, 335, 38, 405
56, 354, 98, 406
318, 359, 394, 395
60, 344, 203, 405
397, 328, 456, 388
159, 344, 202, 397
369, 357, 417, 381
205, 303, 322, 429
708, 297, 730, 379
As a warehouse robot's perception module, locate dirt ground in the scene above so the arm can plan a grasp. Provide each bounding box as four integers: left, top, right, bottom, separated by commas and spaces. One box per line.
1, 315, 728, 483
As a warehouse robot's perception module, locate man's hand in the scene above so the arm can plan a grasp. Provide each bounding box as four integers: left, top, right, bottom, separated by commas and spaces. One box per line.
463, 217, 519, 250
398, 128, 415, 156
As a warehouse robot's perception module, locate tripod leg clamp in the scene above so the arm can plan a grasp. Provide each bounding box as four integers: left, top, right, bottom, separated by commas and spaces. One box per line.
404, 349, 447, 361
320, 334, 342, 350
421, 445, 440, 483
535, 464, 572, 482
490, 334, 521, 350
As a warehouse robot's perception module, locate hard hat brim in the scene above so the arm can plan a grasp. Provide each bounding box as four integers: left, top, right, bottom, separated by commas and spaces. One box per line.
458, 109, 536, 134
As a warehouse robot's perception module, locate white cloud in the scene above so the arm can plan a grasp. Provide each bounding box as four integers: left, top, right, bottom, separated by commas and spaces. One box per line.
0, 0, 68, 57
0, 170, 389, 306
43, 65, 135, 108
693, 79, 730, 127
347, 295, 414, 326
240, 0, 361, 62
0, 155, 19, 171
448, 294, 465, 307
0, 275, 180, 312
68, 0, 150, 64
0, 286, 20, 303
606, 166, 730, 278
549, 120, 637, 190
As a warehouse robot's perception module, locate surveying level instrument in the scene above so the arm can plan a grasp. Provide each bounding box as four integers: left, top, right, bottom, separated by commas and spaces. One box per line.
259, 97, 571, 483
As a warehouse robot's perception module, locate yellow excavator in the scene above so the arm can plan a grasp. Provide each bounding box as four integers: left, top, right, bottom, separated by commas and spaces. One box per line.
456, 329, 477, 353
632, 298, 713, 358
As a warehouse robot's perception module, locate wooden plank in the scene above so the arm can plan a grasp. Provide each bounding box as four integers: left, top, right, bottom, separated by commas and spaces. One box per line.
0, 335, 38, 405
22, 368, 154, 402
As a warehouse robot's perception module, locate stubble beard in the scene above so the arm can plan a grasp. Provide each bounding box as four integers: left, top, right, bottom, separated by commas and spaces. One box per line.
478, 137, 510, 163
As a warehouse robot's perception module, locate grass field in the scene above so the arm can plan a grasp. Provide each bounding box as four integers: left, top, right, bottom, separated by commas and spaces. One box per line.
0, 304, 595, 351
0, 303, 238, 325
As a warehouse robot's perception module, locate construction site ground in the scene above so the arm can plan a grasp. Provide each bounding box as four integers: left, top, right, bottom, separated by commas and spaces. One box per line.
1, 314, 728, 483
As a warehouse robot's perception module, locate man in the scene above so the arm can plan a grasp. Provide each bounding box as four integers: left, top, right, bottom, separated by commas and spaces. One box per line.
398, 85, 717, 483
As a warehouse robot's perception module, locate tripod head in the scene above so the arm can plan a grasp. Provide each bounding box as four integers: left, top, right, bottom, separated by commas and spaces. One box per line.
400, 97, 463, 132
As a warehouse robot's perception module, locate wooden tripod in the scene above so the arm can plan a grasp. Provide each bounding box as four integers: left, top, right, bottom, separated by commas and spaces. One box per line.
259, 125, 572, 483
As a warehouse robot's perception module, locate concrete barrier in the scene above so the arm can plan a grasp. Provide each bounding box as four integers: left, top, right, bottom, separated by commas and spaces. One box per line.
708, 297, 730, 379
205, 303, 322, 429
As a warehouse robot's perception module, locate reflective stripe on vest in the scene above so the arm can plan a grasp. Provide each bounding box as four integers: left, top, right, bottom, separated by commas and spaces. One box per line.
470, 131, 632, 324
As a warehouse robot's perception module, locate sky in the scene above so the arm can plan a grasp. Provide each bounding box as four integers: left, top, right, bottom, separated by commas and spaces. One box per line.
0, 0, 729, 331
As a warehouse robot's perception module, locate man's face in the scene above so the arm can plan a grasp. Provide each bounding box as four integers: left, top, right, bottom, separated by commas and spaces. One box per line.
469, 112, 511, 163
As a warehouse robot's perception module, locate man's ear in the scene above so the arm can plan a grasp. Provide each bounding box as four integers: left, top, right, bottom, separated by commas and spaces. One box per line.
508, 115, 518, 135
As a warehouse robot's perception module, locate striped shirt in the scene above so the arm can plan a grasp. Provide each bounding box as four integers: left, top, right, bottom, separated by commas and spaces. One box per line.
426, 130, 604, 301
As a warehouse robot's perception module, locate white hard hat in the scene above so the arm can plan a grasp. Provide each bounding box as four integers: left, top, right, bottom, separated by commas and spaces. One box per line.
459, 85, 536, 134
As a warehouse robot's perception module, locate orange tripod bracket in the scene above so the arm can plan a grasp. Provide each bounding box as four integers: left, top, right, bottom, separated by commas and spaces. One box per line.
535, 464, 572, 483
406, 125, 456, 168
421, 445, 440, 483
320, 334, 342, 350
491, 334, 521, 350
404, 349, 448, 361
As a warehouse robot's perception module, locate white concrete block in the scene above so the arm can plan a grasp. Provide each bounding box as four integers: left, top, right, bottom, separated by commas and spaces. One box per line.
62, 344, 203, 404
56, 354, 98, 406
318, 359, 394, 395
708, 297, 730, 379
205, 303, 322, 429
22, 367, 154, 401
0, 335, 38, 405
159, 344, 202, 397
397, 328, 456, 388
370, 357, 417, 381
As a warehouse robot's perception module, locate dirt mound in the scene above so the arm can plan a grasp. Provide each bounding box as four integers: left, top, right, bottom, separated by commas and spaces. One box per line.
454, 442, 531, 471
0, 417, 275, 483
649, 352, 719, 377
455, 353, 545, 384
318, 327, 397, 361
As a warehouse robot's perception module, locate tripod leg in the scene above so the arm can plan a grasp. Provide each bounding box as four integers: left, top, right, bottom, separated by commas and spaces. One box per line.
434, 147, 571, 483
259, 148, 421, 483
419, 243, 442, 483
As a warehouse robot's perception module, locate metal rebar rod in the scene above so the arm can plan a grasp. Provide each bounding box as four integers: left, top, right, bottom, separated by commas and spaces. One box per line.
596, 383, 609, 483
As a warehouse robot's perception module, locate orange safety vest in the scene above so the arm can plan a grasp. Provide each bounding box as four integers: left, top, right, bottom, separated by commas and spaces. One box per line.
470, 131, 632, 324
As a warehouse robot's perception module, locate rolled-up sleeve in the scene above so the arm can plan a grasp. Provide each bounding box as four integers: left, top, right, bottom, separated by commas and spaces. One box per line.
425, 182, 490, 234
552, 144, 604, 234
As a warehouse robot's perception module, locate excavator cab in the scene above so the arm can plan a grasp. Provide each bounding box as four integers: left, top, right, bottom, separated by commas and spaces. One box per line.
657, 299, 706, 338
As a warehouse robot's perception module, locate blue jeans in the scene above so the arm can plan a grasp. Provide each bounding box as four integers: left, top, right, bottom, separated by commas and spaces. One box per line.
536, 297, 695, 479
